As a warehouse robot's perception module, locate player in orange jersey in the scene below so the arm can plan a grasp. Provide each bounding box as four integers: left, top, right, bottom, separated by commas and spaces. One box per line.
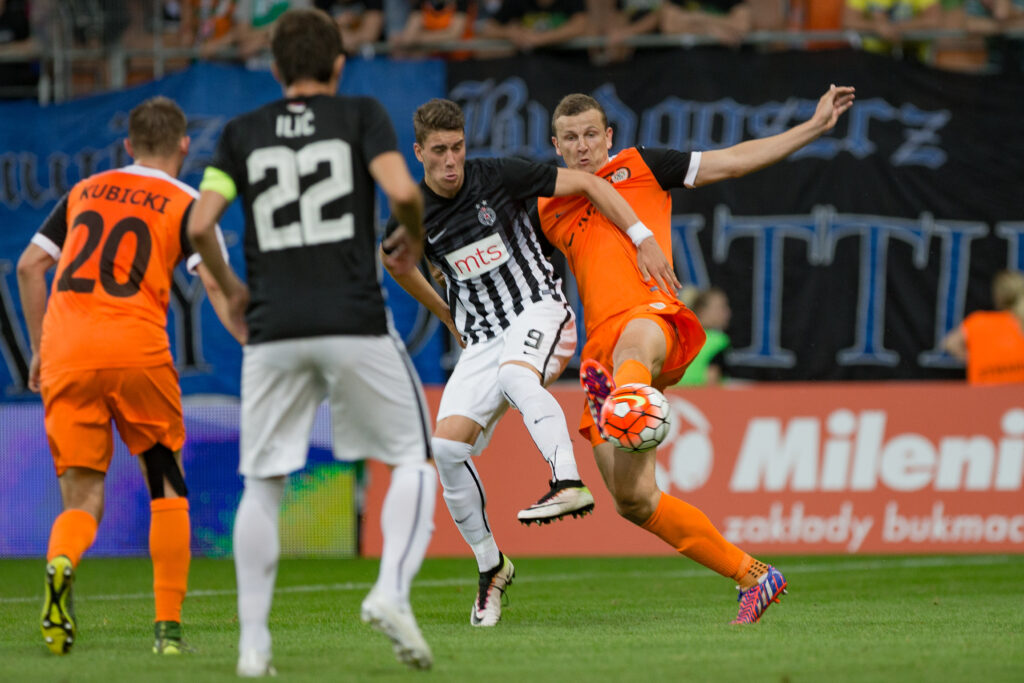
16, 96, 240, 655
537, 84, 855, 624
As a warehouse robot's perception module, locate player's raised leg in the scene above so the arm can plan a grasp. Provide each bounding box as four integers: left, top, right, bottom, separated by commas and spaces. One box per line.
594, 316, 786, 623
497, 303, 594, 525
502, 361, 594, 525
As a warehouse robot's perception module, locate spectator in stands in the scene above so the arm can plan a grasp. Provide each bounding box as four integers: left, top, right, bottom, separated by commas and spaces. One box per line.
201, 0, 311, 60
0, 0, 38, 98
676, 286, 732, 387
390, 0, 474, 57
183, 0, 238, 52
592, 0, 663, 64
785, 0, 846, 49
316, 0, 385, 54
942, 270, 1024, 385
962, 0, 1024, 73
659, 0, 753, 47
842, 0, 943, 62
477, 0, 588, 53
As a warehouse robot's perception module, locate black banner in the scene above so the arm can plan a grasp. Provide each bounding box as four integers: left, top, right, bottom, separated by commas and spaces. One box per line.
448, 49, 1024, 381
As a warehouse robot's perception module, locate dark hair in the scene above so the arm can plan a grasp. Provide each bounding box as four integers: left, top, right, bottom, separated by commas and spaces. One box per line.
551, 94, 607, 135
413, 99, 465, 145
128, 96, 187, 157
271, 9, 343, 86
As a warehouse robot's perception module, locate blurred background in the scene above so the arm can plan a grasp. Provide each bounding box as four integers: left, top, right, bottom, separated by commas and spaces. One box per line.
1, 0, 1022, 559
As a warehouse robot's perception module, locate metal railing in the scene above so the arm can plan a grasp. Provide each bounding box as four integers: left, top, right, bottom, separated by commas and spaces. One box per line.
2, 23, 1021, 104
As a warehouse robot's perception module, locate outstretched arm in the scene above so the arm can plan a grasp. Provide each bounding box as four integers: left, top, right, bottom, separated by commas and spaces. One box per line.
552, 168, 681, 293
694, 85, 855, 187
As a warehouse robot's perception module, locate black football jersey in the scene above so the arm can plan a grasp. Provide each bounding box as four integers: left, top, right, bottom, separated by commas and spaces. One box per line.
209, 94, 396, 344
389, 156, 565, 345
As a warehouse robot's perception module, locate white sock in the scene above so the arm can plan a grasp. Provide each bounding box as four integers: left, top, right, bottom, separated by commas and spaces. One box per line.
376, 462, 436, 607
432, 437, 500, 571
497, 363, 580, 482
234, 476, 285, 656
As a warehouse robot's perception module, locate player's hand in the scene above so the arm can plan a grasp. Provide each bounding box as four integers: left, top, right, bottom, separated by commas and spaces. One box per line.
381, 225, 424, 276
814, 84, 856, 131
28, 353, 40, 393
636, 237, 681, 294
440, 307, 466, 349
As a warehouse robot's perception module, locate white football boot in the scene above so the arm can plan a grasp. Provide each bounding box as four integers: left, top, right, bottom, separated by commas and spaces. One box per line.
470, 553, 515, 627
236, 648, 276, 677
517, 480, 595, 525
361, 591, 433, 670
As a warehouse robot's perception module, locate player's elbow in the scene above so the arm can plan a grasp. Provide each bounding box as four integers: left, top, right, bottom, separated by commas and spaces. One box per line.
389, 180, 422, 211
16, 247, 49, 283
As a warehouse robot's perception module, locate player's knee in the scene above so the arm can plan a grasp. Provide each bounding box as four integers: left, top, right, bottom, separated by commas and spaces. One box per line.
431, 437, 473, 467
497, 362, 540, 390
140, 443, 188, 500
612, 492, 655, 525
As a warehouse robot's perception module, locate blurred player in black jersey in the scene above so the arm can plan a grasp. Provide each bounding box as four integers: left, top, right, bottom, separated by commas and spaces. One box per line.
384, 98, 668, 628
188, 8, 436, 675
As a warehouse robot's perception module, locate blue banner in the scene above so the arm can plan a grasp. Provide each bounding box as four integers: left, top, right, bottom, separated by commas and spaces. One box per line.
0, 59, 448, 401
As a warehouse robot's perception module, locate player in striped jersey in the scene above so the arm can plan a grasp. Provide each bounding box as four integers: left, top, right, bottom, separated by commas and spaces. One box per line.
383, 98, 673, 628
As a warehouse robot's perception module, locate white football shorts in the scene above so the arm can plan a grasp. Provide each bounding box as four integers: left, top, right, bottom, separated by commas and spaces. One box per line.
437, 298, 576, 455
239, 334, 432, 478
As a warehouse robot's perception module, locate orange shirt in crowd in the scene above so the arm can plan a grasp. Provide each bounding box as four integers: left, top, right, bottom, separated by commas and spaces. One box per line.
961, 310, 1024, 385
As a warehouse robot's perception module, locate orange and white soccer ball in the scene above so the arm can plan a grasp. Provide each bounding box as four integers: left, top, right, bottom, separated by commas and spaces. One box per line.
599, 383, 672, 452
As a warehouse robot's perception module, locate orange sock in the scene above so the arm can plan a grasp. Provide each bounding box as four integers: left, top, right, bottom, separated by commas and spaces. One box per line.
47, 509, 98, 567
614, 359, 652, 387
150, 498, 191, 623
641, 492, 752, 581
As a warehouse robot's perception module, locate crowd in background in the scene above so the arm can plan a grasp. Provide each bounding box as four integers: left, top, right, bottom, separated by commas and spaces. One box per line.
1, 1, 1024, 99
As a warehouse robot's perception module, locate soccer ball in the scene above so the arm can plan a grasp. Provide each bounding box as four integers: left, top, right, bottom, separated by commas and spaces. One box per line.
599, 383, 672, 453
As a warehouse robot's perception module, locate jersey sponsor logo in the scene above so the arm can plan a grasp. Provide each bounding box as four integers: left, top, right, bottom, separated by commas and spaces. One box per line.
477, 201, 496, 227
444, 233, 510, 281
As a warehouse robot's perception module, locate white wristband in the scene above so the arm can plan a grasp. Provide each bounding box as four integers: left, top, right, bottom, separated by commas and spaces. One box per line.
626, 222, 654, 246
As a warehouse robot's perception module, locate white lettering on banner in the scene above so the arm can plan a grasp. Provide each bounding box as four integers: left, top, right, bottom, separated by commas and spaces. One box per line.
882, 502, 1024, 544
443, 233, 510, 281
722, 502, 874, 553
730, 408, 1024, 492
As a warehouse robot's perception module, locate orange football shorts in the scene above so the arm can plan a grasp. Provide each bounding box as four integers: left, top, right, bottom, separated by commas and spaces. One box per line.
41, 364, 185, 476
579, 300, 706, 446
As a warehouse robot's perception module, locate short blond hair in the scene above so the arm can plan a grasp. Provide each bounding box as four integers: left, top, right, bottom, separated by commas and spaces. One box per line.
992, 270, 1024, 318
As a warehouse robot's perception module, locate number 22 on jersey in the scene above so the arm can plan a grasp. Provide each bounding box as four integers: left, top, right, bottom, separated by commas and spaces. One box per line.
247, 139, 355, 252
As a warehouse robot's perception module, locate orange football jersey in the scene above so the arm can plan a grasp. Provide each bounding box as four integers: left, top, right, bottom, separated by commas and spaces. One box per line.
35, 165, 201, 376
537, 147, 679, 336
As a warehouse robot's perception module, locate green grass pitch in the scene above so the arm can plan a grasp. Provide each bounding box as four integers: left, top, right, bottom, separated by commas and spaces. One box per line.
1, 555, 1022, 682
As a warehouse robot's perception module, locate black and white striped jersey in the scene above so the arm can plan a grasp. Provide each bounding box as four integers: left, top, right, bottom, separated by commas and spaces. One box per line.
392, 157, 566, 345
208, 94, 395, 344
